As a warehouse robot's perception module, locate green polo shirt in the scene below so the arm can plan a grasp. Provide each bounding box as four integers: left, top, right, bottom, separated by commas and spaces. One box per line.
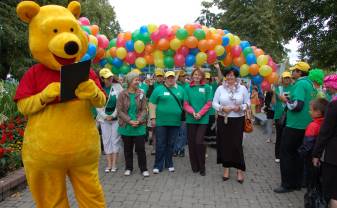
139, 82, 149, 95
153, 81, 163, 89
273, 85, 292, 120
118, 93, 146, 136
286, 77, 316, 129
185, 84, 212, 124
177, 81, 188, 90
149, 84, 186, 126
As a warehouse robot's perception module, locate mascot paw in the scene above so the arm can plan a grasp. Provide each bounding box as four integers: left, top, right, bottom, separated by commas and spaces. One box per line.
75, 79, 98, 100
40, 82, 60, 103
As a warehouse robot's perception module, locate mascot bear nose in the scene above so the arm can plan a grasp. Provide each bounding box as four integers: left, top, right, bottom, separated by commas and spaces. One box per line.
64, 41, 79, 55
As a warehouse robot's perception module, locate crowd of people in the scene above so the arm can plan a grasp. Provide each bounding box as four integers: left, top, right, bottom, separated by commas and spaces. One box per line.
94, 61, 337, 207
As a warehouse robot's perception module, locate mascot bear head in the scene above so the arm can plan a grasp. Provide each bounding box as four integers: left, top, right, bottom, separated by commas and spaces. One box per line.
16, 1, 88, 70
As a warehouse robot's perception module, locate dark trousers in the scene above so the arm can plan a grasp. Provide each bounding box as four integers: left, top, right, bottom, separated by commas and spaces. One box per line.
274, 119, 284, 159
280, 127, 305, 189
187, 124, 207, 172
122, 135, 147, 172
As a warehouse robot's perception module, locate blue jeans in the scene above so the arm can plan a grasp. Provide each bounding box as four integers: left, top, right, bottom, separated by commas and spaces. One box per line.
154, 126, 179, 171
174, 122, 187, 153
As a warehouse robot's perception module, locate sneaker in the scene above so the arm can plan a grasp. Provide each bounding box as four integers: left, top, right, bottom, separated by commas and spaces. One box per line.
172, 152, 178, 157
142, 171, 150, 177
266, 139, 272, 143
275, 159, 280, 163
124, 170, 131, 176
179, 151, 185, 157
168, 167, 175, 172
111, 167, 118, 172
104, 167, 111, 173
151, 149, 156, 155
152, 168, 159, 174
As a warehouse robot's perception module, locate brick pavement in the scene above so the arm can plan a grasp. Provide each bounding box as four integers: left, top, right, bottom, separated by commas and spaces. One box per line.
0, 126, 304, 208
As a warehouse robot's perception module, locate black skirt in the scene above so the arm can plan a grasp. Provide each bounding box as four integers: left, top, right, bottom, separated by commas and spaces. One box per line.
216, 116, 246, 171
322, 162, 337, 200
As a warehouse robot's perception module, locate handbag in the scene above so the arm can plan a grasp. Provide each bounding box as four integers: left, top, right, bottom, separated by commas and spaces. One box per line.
244, 109, 253, 133
304, 167, 327, 208
164, 85, 186, 121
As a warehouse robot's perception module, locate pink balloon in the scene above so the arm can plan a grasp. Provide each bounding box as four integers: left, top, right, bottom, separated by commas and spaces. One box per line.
116, 38, 126, 47
176, 46, 189, 56
261, 80, 271, 92
159, 24, 168, 31
174, 54, 185, 67
193, 23, 202, 29
150, 31, 160, 42
231, 45, 242, 58
207, 50, 217, 64
166, 28, 175, 40
159, 28, 168, 38
97, 35, 109, 49
78, 17, 90, 26
125, 52, 136, 64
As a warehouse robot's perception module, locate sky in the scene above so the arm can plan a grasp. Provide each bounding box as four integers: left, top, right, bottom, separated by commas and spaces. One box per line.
109, 0, 299, 64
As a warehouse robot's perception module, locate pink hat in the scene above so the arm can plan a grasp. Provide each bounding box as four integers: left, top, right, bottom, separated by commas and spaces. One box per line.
324, 74, 337, 90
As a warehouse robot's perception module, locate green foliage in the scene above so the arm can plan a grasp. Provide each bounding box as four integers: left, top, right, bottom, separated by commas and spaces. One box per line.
0, 80, 19, 123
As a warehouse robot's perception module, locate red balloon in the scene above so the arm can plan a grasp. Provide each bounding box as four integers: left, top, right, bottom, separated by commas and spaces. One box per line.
261, 80, 271, 92
177, 46, 189, 56
125, 52, 136, 64
151, 31, 160, 42
207, 50, 217, 60
174, 54, 185, 67
116, 38, 126, 47
231, 45, 242, 57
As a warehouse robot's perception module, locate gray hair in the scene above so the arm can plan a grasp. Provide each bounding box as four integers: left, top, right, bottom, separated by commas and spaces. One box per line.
125, 71, 139, 85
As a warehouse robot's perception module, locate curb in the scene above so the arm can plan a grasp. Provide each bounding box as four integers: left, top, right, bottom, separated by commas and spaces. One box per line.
0, 168, 27, 202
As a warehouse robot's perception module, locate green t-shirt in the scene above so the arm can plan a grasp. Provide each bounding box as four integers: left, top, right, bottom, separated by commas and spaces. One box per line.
273, 85, 292, 120
139, 82, 149, 95
104, 86, 117, 115
118, 93, 146, 136
184, 84, 212, 124
154, 81, 163, 89
286, 77, 316, 129
177, 81, 188, 90
208, 81, 218, 116
149, 85, 186, 126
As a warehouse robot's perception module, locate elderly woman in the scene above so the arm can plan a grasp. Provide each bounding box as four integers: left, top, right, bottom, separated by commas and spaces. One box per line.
313, 74, 337, 207
212, 68, 250, 183
96, 68, 123, 173
149, 71, 186, 174
117, 72, 149, 177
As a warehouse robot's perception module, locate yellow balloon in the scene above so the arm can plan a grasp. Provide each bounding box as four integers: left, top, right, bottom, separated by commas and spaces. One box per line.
259, 65, 272, 77
170, 38, 182, 51
105, 51, 111, 58
209, 27, 217, 34
88, 35, 98, 46
240, 64, 249, 77
116, 47, 127, 59
154, 58, 165, 68
227, 33, 235, 46
214, 45, 225, 56
134, 40, 145, 53
147, 24, 158, 33
153, 50, 163, 59
257, 55, 269, 66
196, 52, 207, 66
135, 57, 147, 69
233, 35, 241, 45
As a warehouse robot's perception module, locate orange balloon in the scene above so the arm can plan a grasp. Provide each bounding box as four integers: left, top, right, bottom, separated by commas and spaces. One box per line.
117, 33, 124, 39
212, 33, 222, 45
206, 39, 216, 50
185, 36, 198, 48
109, 47, 117, 57
266, 72, 279, 84
96, 47, 105, 58
233, 56, 245, 66
157, 38, 170, 50
145, 44, 154, 54
223, 53, 232, 67
124, 31, 132, 41
251, 46, 257, 50
91, 25, 99, 36
198, 40, 208, 52
171, 25, 180, 34
254, 48, 265, 57
249, 64, 260, 76
225, 46, 231, 53
184, 24, 195, 35
217, 29, 224, 36
144, 54, 154, 65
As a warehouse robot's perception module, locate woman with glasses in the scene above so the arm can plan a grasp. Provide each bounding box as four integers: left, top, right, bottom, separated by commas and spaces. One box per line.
212, 68, 250, 183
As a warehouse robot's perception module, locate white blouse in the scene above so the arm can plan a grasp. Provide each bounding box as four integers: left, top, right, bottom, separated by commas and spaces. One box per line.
212, 84, 250, 117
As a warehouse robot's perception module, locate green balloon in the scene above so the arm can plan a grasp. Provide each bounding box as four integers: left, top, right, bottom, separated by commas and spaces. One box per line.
108, 39, 117, 49
107, 57, 114, 64
140, 32, 151, 44
164, 56, 174, 68
164, 49, 175, 57
120, 64, 131, 74
243, 47, 253, 56
81, 26, 91, 35
176, 28, 188, 40
193, 29, 206, 40
111, 66, 120, 74
132, 30, 141, 41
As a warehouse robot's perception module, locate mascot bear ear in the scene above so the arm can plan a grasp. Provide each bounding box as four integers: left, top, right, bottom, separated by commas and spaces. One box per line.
16, 1, 40, 23
67, 1, 81, 19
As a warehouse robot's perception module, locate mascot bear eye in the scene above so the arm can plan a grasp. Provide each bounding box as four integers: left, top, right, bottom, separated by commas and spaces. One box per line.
53, 29, 58, 33
70, 28, 74, 32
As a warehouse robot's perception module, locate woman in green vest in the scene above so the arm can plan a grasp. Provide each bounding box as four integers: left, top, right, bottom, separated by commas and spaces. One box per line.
184, 68, 212, 176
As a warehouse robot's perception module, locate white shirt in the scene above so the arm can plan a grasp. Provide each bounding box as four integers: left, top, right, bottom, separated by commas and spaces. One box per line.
212, 84, 250, 117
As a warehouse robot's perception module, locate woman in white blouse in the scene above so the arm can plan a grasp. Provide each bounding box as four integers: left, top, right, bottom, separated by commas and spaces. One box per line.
212, 68, 250, 183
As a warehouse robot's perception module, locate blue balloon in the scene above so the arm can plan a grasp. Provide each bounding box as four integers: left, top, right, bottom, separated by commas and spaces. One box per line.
99, 59, 108, 67
217, 52, 227, 60
185, 55, 196, 67
240, 41, 250, 50
222, 36, 229, 46
223, 29, 230, 34
232, 66, 240, 72
246, 53, 257, 65
252, 75, 263, 85
125, 40, 134, 52
80, 53, 91, 62
112, 58, 123, 68
140, 25, 148, 34
189, 48, 199, 55
87, 43, 96, 57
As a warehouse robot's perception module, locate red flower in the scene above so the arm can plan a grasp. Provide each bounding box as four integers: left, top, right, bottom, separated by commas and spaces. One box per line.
0, 124, 5, 129
7, 123, 15, 130
9, 134, 14, 141
1, 133, 6, 144
0, 148, 4, 158
18, 129, 24, 137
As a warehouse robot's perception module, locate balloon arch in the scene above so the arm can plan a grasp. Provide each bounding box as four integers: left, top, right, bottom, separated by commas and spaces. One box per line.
78, 17, 279, 87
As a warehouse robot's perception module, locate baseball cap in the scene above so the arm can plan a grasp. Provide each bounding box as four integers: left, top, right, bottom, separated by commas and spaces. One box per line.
289, 61, 310, 72
155, 68, 164, 76
131, 68, 142, 75
205, 72, 211, 79
178, 70, 186, 77
282, 71, 291, 78
99, 68, 113, 79
165, 71, 175, 78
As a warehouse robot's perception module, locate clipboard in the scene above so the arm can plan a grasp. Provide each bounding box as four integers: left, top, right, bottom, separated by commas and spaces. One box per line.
60, 60, 91, 102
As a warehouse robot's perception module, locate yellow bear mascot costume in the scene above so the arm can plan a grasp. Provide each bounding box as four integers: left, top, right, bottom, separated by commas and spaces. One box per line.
15, 1, 106, 207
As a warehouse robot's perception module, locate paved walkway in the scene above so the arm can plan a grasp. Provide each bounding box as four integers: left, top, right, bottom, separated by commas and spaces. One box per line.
0, 126, 304, 208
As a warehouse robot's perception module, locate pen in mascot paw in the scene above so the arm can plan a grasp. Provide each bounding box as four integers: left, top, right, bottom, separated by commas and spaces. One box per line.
15, 1, 107, 207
